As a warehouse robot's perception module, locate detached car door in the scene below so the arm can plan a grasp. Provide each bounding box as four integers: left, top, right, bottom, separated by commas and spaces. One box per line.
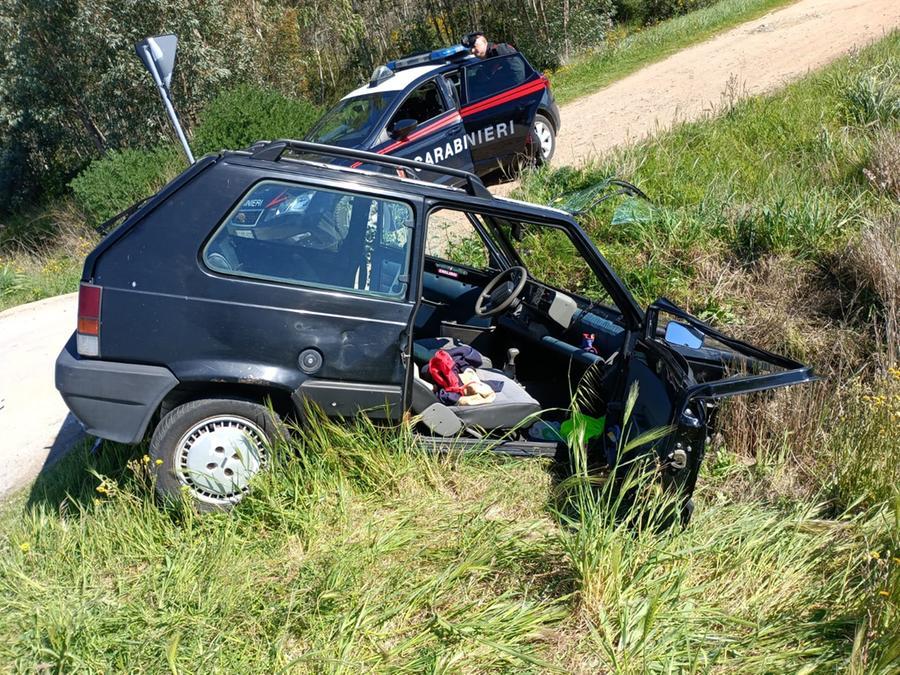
461, 54, 546, 174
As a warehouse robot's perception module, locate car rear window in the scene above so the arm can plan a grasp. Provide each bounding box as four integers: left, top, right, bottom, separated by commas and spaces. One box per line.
306, 92, 397, 147
465, 54, 530, 103
203, 181, 414, 299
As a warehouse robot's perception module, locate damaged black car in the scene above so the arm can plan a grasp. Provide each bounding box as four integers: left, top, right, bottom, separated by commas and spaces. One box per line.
55, 142, 815, 514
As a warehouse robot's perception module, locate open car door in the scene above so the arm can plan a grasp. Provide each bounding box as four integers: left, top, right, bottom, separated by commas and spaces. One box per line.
608, 297, 817, 508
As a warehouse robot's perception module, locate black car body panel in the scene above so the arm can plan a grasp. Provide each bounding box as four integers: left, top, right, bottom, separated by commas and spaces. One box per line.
55, 143, 813, 509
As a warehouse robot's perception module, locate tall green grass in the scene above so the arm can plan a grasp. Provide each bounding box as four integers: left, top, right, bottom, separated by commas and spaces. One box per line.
1, 401, 897, 671
520, 32, 900, 315
550, 0, 798, 104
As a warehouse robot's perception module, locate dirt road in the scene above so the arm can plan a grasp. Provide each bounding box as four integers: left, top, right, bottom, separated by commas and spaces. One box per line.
2, 0, 899, 500
551, 0, 900, 167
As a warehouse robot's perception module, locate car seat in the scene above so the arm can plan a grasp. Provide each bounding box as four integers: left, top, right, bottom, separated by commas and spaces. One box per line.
410, 338, 540, 434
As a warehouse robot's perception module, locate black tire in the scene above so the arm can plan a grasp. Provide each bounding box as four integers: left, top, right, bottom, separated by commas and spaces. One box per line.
150, 397, 285, 512
531, 113, 556, 164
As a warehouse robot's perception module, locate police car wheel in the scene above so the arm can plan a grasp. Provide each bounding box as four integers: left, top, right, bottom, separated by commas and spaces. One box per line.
532, 114, 555, 163
150, 398, 285, 512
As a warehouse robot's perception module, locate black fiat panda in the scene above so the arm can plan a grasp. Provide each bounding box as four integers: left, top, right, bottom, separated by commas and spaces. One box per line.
55, 142, 814, 513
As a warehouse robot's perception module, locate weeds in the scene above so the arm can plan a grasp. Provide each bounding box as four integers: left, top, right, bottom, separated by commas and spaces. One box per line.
864, 128, 900, 200
3, 402, 898, 671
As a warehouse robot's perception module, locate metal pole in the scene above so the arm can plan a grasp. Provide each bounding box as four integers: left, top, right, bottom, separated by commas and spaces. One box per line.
140, 44, 194, 164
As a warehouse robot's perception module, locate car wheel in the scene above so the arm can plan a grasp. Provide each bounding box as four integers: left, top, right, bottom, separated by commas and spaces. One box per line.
531, 113, 556, 164
150, 398, 284, 511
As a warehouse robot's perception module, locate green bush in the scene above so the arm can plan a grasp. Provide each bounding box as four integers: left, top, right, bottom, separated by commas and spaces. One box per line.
192, 85, 323, 155
69, 145, 186, 225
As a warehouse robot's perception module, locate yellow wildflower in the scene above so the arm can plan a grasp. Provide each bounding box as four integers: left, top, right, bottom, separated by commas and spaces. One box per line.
155, 459, 163, 466
19, 542, 30, 553
879, 590, 890, 597
142, 454, 150, 464
870, 550, 881, 560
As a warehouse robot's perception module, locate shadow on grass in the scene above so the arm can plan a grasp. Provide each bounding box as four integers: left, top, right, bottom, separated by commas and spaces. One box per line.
26, 431, 139, 513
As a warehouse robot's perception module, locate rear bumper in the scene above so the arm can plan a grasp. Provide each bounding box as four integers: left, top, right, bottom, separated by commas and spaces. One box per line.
55, 335, 178, 444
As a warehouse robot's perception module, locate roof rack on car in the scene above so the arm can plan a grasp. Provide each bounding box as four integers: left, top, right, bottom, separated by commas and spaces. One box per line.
250, 140, 493, 199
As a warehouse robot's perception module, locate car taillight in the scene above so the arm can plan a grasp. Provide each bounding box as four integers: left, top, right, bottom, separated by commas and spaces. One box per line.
76, 283, 102, 357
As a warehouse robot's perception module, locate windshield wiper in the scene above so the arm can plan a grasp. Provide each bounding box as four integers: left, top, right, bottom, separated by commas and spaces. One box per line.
97, 195, 154, 235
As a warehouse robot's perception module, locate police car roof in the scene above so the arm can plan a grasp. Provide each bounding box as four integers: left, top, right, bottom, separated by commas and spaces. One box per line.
340, 64, 443, 100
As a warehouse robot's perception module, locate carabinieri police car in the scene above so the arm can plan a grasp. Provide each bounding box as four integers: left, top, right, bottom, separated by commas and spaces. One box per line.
305, 45, 561, 182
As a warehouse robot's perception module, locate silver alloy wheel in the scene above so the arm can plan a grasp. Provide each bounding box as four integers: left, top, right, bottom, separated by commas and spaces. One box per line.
533, 119, 554, 160
174, 415, 267, 506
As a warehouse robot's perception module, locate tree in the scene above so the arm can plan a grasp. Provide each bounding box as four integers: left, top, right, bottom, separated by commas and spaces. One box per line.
0, 0, 259, 211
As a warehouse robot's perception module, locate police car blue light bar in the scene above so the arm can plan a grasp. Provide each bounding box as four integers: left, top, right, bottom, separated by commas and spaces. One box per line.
386, 45, 469, 72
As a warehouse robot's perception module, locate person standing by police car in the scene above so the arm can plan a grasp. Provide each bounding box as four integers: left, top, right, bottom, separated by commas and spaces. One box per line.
463, 32, 517, 59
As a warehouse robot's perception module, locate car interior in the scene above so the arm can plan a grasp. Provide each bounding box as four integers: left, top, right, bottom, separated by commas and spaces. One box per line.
410, 208, 627, 438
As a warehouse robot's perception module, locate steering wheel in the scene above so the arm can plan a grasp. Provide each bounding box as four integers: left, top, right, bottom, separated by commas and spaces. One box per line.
475, 266, 528, 317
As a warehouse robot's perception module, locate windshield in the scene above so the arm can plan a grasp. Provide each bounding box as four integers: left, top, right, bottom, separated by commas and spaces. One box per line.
306, 93, 397, 147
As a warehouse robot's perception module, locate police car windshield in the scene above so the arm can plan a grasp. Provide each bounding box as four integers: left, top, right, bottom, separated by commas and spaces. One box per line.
306, 93, 398, 146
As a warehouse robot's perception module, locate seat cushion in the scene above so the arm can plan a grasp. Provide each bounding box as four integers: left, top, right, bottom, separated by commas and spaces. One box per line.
452, 368, 540, 429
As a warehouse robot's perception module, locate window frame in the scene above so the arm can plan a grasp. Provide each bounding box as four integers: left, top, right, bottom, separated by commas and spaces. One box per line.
201, 178, 417, 303
387, 77, 449, 132
424, 205, 512, 274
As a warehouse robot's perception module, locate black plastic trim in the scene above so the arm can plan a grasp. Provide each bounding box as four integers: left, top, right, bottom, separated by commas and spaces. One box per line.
293, 379, 403, 420
251, 140, 493, 198
55, 335, 179, 444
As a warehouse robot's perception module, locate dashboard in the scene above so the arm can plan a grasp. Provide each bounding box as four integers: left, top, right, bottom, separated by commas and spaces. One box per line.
523, 283, 578, 328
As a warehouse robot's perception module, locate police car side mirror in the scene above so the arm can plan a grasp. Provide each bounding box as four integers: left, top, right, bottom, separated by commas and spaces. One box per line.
390, 118, 418, 141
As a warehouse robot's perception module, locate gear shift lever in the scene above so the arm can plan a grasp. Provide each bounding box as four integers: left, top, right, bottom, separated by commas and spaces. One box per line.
503, 348, 520, 380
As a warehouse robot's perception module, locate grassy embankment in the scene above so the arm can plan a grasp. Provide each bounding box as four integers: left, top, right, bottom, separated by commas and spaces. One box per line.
549, 0, 798, 105
1, 33, 898, 672
0, 0, 799, 313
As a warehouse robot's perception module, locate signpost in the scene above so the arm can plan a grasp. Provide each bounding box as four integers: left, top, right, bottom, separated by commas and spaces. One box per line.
135, 34, 194, 164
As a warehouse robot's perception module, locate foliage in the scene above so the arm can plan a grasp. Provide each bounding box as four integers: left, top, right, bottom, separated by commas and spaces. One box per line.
0, 0, 617, 214
614, 0, 719, 25
0, 398, 897, 670
518, 32, 900, 314
192, 85, 322, 155
69, 146, 185, 225
0, 0, 260, 212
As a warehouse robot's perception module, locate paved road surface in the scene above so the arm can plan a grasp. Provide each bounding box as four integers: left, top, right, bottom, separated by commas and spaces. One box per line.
0, 294, 83, 499
2, 0, 900, 500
